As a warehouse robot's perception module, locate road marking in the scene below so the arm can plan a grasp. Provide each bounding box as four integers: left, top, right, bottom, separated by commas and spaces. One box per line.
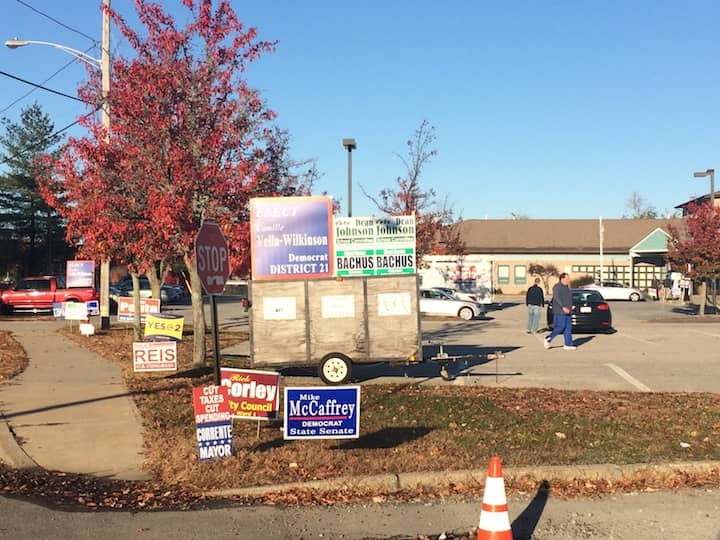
604, 363, 652, 392
613, 331, 657, 345
689, 329, 720, 338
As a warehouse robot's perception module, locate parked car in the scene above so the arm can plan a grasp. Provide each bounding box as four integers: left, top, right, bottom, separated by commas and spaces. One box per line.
580, 280, 643, 302
419, 288, 483, 320
431, 286, 487, 314
0, 276, 98, 314
109, 276, 183, 305
546, 289, 612, 332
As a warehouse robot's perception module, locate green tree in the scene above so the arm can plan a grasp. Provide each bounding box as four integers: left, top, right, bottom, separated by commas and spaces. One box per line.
0, 103, 66, 276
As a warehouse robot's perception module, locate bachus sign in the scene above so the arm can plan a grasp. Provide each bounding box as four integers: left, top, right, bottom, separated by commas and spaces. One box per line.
334, 215, 416, 277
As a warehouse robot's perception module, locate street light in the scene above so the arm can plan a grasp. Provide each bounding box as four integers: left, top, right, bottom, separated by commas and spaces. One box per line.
693, 168, 715, 207
342, 138, 356, 217
6, 0, 112, 330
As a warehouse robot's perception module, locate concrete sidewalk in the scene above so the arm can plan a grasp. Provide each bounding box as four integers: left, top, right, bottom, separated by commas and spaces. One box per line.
0, 319, 149, 480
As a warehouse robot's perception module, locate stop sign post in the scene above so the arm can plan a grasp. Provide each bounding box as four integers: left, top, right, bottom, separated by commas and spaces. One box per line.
195, 221, 230, 384
195, 221, 230, 295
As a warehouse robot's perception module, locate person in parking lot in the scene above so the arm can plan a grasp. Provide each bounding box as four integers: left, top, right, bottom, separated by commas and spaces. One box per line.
544, 272, 576, 350
525, 277, 544, 334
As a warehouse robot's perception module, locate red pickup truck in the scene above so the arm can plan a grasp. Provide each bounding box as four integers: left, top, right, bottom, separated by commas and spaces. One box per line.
0, 276, 98, 314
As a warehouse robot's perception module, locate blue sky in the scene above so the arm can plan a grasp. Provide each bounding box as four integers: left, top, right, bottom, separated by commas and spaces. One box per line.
2, 0, 719, 219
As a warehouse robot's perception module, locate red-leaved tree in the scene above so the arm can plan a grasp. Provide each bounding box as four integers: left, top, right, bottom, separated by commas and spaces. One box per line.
666, 203, 720, 315
362, 120, 464, 262
41, 0, 311, 361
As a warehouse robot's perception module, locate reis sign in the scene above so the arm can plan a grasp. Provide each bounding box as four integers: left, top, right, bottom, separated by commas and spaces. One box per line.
195, 221, 230, 295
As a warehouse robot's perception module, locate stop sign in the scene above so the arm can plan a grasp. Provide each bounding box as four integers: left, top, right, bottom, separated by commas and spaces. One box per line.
195, 221, 230, 295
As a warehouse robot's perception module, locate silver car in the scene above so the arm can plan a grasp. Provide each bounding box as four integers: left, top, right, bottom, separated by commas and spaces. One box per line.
419, 288, 483, 320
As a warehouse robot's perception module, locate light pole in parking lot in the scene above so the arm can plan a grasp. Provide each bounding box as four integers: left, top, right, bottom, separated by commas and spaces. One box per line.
693, 168, 715, 207
693, 168, 716, 307
5, 0, 112, 330
342, 138, 357, 217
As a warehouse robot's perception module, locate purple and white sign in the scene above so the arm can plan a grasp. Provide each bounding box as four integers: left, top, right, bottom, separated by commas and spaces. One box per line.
66, 260, 95, 288
250, 196, 334, 280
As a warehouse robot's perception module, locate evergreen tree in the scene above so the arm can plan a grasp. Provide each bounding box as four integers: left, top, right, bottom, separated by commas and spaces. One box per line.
0, 102, 65, 276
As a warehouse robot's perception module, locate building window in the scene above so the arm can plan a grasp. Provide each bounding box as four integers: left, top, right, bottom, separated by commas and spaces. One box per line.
498, 265, 510, 285
514, 265, 526, 285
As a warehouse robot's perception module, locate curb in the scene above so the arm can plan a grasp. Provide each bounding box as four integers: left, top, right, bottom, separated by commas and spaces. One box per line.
207, 460, 720, 498
0, 413, 39, 469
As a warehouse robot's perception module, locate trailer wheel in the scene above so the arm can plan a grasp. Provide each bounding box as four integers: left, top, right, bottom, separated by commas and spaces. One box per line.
318, 353, 352, 385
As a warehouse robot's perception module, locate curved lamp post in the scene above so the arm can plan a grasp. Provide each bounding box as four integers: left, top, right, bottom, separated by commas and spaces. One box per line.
5, 0, 112, 330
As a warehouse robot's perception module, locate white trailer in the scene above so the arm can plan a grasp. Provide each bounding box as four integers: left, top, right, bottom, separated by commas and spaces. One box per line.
249, 274, 422, 385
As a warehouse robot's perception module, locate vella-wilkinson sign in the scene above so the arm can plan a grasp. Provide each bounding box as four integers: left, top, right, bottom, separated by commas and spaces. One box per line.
250, 196, 334, 280
284, 386, 360, 440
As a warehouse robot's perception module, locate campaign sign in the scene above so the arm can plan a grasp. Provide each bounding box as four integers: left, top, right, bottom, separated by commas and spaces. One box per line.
64, 301, 89, 321
133, 341, 177, 372
144, 313, 184, 341
86, 299, 100, 316
284, 386, 360, 440
66, 260, 95, 288
220, 368, 281, 420
117, 297, 161, 323
52, 302, 64, 318
192, 385, 234, 461
250, 196, 334, 281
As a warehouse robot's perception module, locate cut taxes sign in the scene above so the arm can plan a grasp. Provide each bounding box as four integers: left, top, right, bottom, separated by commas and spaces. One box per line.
192, 385, 234, 461
220, 368, 280, 420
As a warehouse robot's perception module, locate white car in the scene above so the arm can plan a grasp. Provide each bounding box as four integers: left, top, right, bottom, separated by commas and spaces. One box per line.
580, 281, 644, 302
419, 288, 483, 320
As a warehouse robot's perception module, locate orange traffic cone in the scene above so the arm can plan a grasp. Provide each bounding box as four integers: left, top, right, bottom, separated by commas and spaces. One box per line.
477, 455, 512, 540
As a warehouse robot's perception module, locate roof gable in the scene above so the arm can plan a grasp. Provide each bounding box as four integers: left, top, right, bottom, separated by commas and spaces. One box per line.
630, 228, 670, 253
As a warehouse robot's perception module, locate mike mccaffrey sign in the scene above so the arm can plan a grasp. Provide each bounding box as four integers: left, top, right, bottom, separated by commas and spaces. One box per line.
283, 387, 361, 440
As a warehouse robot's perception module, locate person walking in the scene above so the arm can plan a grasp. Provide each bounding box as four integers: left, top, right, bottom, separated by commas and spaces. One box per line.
525, 277, 544, 334
544, 272, 576, 350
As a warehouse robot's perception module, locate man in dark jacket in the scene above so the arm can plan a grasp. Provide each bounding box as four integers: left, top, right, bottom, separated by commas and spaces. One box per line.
544, 272, 576, 350
525, 277, 544, 334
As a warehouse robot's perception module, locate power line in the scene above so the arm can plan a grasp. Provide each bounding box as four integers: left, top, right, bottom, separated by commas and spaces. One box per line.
14, 0, 98, 44
0, 44, 99, 114
0, 71, 87, 103
0, 107, 100, 167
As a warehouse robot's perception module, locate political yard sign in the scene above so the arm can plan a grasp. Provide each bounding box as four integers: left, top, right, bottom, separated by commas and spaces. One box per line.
334, 215, 416, 277
284, 386, 360, 440
250, 196, 334, 280
220, 368, 281, 420
192, 385, 234, 461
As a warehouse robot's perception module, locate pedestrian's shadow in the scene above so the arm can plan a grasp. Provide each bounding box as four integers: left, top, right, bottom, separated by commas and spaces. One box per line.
511, 480, 550, 540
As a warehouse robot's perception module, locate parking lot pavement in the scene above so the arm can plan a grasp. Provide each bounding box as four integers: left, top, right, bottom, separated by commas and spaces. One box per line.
417, 297, 720, 393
